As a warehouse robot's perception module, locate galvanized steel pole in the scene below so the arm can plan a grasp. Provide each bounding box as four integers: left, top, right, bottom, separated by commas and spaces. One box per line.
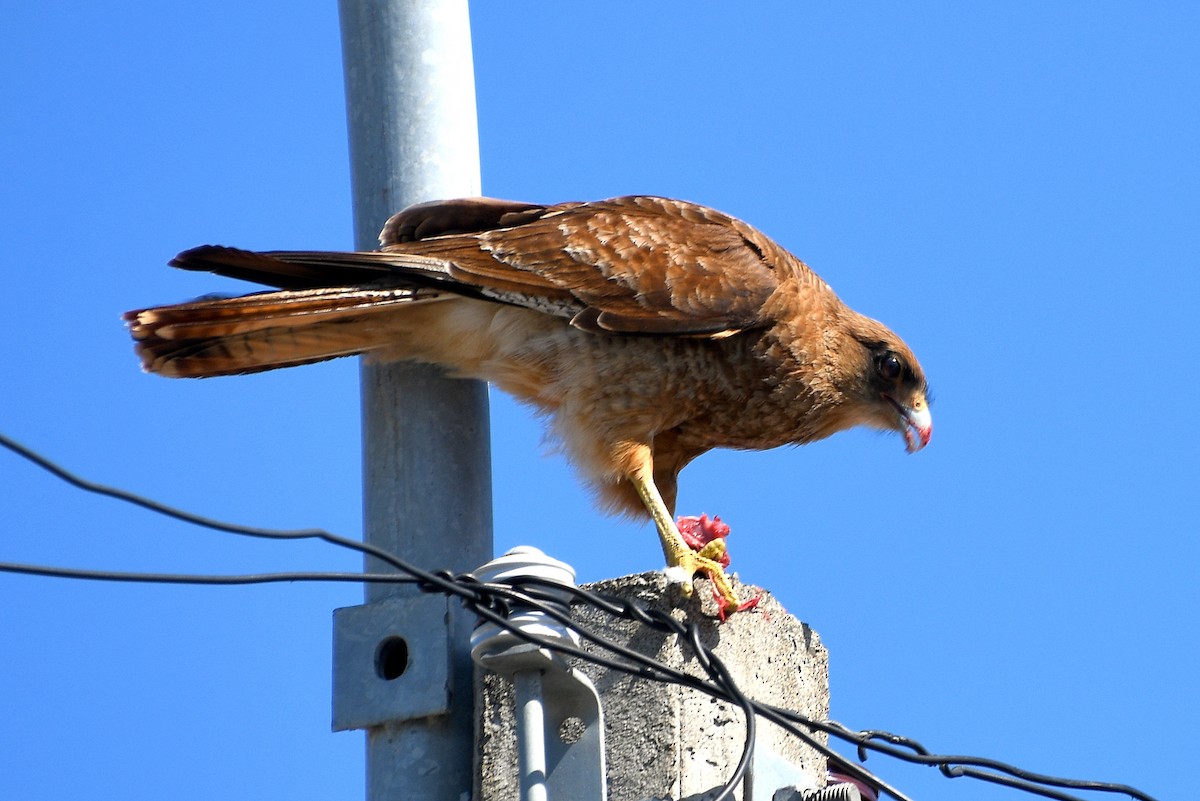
336, 1, 491, 799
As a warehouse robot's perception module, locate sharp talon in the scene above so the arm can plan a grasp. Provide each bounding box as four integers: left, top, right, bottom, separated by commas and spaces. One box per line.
671, 512, 757, 620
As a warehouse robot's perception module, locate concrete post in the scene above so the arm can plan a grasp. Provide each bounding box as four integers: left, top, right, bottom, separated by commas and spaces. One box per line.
476, 573, 830, 801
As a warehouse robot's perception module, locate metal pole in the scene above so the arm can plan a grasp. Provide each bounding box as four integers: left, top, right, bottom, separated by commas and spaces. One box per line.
336, 2, 490, 799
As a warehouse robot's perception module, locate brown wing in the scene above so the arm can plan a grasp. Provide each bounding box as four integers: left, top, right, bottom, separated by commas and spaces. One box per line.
168, 196, 810, 337
382, 195, 806, 335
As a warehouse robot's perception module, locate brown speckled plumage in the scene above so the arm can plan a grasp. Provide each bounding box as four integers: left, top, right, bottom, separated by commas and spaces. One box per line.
126, 196, 931, 610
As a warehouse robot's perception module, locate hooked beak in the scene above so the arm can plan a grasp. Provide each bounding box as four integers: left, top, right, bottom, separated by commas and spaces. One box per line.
885, 393, 932, 453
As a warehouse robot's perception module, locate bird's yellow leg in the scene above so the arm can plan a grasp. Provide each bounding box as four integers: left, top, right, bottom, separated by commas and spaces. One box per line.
625, 445, 740, 613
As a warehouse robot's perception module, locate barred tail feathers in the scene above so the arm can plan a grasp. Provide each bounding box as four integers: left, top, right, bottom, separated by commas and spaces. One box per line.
125, 285, 444, 378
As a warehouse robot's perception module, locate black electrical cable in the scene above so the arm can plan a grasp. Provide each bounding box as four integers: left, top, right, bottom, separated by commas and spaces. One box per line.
0, 432, 1164, 801
482, 580, 1159, 801
687, 622, 758, 801
486, 578, 916, 801
0, 561, 417, 587
0, 432, 489, 609
457, 584, 757, 801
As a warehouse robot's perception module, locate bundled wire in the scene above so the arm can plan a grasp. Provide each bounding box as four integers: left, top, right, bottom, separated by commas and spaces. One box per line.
0, 432, 1162, 801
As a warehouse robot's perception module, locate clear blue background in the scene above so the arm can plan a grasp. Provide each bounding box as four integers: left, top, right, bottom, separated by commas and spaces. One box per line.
1, 3, 1194, 800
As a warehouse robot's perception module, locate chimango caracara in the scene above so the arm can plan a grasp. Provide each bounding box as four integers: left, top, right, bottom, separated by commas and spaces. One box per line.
126, 196, 932, 613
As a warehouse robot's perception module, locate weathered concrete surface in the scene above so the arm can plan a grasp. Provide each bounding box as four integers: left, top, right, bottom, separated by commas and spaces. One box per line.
476, 572, 830, 801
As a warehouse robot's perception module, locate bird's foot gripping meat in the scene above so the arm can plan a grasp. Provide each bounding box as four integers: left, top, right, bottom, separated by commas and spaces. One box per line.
676, 514, 732, 566
672, 514, 762, 620
625, 446, 759, 619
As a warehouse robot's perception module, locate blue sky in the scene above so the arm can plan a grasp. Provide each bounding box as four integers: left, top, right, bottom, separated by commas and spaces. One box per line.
2, 3, 1195, 800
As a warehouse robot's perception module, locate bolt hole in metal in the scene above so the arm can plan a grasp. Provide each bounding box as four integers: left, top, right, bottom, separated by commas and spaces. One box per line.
557, 716, 586, 744
375, 636, 409, 681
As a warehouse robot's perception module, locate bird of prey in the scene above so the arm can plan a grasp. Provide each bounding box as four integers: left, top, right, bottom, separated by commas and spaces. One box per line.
125, 196, 931, 613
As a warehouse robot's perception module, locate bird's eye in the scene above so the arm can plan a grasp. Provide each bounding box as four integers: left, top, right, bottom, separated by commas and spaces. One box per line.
878, 352, 903, 381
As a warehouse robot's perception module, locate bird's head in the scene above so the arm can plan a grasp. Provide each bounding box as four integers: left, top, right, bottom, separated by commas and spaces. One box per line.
832, 316, 932, 453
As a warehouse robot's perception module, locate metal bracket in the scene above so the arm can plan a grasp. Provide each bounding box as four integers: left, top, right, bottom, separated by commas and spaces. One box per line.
471, 546, 607, 801
331, 593, 452, 730
477, 644, 607, 801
